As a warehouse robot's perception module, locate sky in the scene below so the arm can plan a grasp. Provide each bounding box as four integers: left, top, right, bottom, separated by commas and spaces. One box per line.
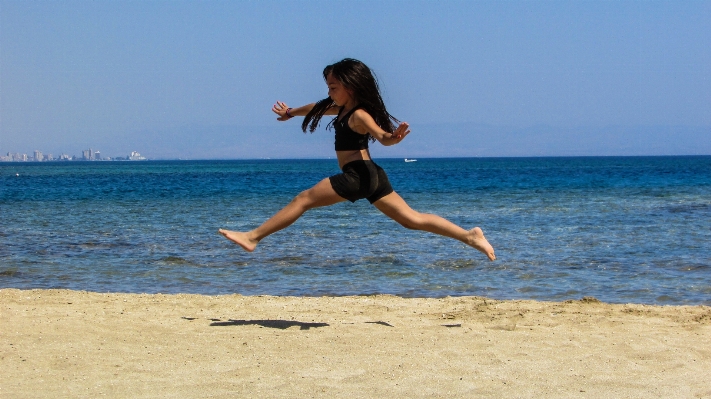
1, 0, 710, 159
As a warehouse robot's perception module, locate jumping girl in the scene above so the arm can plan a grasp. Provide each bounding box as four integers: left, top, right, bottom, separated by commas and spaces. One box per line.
219, 58, 495, 261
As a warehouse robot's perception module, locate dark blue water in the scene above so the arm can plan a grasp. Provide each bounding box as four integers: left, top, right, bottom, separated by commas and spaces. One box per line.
1, 157, 709, 305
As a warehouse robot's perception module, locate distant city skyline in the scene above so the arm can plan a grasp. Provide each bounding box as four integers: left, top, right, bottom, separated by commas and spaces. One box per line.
1, 148, 146, 162
1, 1, 709, 159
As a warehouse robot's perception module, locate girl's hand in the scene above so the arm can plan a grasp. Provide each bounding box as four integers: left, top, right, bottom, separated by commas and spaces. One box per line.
349, 109, 409, 146
272, 101, 292, 121
389, 122, 411, 143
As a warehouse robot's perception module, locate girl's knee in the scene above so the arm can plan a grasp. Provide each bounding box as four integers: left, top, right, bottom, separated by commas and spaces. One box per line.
294, 190, 317, 210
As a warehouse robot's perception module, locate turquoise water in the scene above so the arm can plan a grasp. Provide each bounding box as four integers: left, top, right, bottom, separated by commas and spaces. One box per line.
1, 157, 709, 304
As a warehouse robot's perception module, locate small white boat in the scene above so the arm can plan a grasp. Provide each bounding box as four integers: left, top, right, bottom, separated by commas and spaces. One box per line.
404, 158, 417, 163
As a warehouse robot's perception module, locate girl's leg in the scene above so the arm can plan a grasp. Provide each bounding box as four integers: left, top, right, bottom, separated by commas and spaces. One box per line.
372, 191, 496, 260
219, 178, 345, 251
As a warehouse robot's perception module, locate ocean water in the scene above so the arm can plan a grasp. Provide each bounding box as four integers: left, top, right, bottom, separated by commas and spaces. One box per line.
1, 157, 709, 305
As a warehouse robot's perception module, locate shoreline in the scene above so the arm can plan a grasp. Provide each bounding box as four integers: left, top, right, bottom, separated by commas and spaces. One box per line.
2, 288, 710, 398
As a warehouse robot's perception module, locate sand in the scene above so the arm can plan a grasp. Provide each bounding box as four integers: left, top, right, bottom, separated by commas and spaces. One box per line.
1, 289, 709, 398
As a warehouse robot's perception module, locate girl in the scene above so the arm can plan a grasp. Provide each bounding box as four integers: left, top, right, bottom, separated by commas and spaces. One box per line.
219, 58, 495, 261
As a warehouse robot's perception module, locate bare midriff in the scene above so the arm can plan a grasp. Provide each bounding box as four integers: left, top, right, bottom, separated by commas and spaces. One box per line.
336, 149, 371, 169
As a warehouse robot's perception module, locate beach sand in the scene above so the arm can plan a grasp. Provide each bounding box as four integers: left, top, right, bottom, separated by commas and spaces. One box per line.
1, 289, 709, 398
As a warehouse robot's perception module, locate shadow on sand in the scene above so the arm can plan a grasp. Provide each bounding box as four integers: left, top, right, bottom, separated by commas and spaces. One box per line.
209, 319, 329, 330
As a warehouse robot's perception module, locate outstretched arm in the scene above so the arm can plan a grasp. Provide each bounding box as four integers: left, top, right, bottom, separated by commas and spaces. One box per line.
350, 109, 410, 146
272, 101, 314, 121
272, 101, 339, 121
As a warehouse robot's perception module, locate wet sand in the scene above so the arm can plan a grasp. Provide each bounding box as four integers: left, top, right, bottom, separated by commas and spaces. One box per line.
1, 289, 709, 398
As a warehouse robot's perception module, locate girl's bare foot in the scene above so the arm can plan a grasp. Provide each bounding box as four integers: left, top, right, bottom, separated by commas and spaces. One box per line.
218, 229, 258, 252
466, 227, 496, 261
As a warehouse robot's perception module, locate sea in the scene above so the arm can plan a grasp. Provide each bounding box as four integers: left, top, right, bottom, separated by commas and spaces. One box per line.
1, 156, 709, 305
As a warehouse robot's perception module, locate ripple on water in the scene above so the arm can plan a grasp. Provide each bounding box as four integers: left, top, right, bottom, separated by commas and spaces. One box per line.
158, 256, 191, 265
0, 269, 21, 277
664, 203, 711, 213
361, 255, 405, 266
430, 259, 477, 270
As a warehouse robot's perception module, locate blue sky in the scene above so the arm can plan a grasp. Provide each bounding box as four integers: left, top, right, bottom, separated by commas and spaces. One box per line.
1, 0, 710, 159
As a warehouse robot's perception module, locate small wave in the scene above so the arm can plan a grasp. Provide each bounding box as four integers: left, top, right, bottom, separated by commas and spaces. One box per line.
73, 240, 134, 250
268, 256, 307, 264
160, 256, 190, 265
655, 295, 678, 303
362, 255, 405, 266
676, 263, 710, 272
230, 261, 250, 267
665, 203, 710, 214
516, 286, 540, 293
430, 259, 476, 269
383, 271, 417, 278
0, 269, 20, 277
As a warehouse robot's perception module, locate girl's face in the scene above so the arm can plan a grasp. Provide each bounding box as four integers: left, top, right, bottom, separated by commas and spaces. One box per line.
326, 73, 353, 107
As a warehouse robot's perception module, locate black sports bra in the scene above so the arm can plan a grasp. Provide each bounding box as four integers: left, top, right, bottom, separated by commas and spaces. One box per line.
334, 106, 370, 151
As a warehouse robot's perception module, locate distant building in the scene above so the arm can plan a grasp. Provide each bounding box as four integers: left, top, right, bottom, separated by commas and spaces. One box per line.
34, 150, 43, 162
44, 154, 54, 161
129, 151, 146, 161
59, 154, 71, 161
80, 149, 101, 160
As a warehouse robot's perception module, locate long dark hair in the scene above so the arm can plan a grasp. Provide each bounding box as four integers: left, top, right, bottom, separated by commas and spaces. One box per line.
302, 58, 399, 137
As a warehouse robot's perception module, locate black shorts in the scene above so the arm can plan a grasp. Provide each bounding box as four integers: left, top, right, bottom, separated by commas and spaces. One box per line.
329, 160, 394, 204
